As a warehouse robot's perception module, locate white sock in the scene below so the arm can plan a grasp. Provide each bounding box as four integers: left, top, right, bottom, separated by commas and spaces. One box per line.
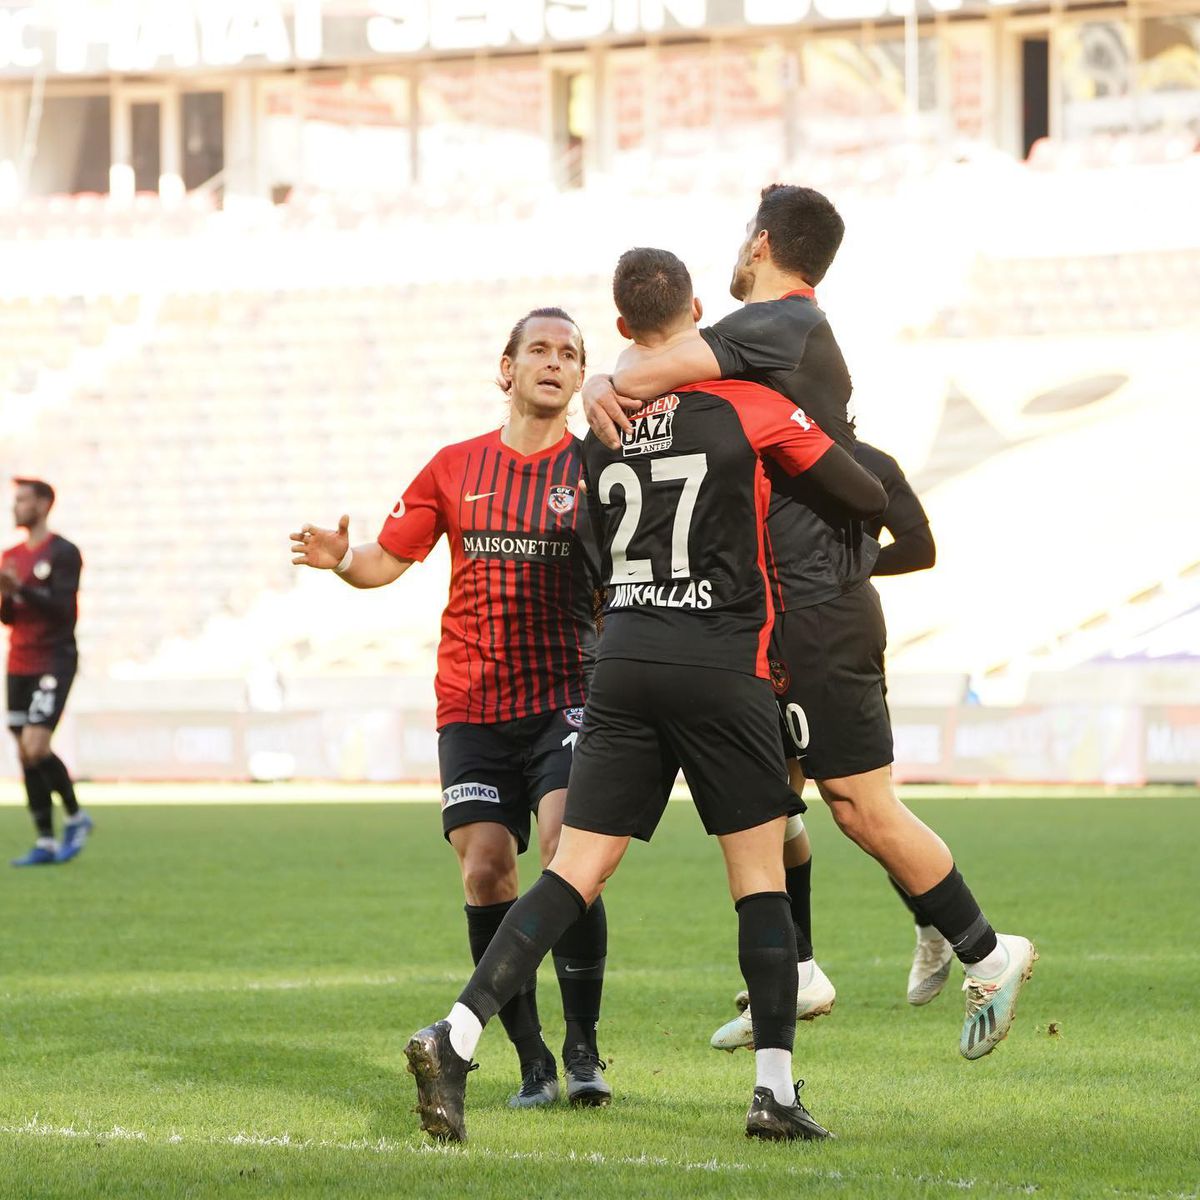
445, 1002, 483, 1062
755, 1048, 794, 1107
796, 958, 815, 988
916, 924, 941, 943
35, 836, 57, 851
65, 811, 87, 826
969, 938, 1009, 979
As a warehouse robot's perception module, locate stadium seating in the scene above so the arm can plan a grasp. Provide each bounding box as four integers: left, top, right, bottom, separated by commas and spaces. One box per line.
2, 151, 1198, 705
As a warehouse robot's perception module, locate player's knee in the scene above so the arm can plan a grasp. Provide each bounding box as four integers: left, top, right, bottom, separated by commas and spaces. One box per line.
459, 857, 518, 905
17, 740, 50, 769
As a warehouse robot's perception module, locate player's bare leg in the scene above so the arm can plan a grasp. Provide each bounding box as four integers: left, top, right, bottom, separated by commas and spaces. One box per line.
818, 765, 1036, 1058
536, 791, 611, 1106
449, 821, 556, 1104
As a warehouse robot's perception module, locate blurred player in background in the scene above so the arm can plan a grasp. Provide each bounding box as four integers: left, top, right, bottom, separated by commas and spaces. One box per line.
2, 478, 91, 866
710, 441, 946, 1049
291, 309, 611, 1110
403, 248, 886, 1145
585, 187, 1036, 1062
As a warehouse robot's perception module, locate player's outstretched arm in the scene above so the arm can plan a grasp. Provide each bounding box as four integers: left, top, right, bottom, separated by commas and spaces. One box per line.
290, 515, 412, 588
875, 522, 936, 575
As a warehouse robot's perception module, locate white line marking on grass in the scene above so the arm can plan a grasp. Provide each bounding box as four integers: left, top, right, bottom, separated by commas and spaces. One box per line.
2, 1117, 1194, 1199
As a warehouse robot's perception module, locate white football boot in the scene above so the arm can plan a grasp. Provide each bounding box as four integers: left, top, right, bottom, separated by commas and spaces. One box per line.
907, 928, 955, 1006
960, 934, 1038, 1060
711, 962, 836, 1052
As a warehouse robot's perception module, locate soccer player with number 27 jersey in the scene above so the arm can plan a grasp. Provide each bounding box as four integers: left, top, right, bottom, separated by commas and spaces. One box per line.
291, 308, 610, 1110
404, 249, 887, 1145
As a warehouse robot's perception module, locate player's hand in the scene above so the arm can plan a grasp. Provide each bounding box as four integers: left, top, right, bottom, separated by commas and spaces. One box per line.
0, 569, 18, 596
290, 516, 350, 569
582, 374, 641, 451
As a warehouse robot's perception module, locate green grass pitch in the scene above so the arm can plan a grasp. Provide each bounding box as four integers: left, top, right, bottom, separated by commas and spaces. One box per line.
1, 788, 1197, 1198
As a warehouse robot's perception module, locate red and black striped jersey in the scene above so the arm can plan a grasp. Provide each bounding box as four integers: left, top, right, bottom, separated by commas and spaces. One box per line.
378, 428, 598, 728
1, 534, 82, 674
582, 379, 834, 680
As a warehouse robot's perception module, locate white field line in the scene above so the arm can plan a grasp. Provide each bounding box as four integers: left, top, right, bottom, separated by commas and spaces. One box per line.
0, 1117, 1195, 1199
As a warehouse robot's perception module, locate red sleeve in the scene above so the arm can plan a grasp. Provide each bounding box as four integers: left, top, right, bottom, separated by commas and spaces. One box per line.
690, 379, 833, 476
377, 457, 446, 561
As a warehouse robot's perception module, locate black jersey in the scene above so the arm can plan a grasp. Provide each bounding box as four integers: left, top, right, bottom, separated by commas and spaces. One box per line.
855, 441, 935, 577
1, 533, 81, 674
701, 290, 878, 611
583, 379, 836, 679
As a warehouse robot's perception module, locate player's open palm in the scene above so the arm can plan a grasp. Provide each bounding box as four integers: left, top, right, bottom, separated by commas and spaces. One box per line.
290, 515, 350, 570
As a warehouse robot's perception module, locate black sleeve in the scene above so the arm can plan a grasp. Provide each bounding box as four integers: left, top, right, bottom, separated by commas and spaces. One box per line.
700, 301, 814, 379
854, 444, 936, 576
0, 595, 12, 625
805, 446, 888, 519
874, 524, 936, 575
15, 542, 81, 621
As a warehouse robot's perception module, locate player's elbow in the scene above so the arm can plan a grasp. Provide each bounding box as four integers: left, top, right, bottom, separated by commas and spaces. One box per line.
912, 527, 937, 570
849, 477, 888, 520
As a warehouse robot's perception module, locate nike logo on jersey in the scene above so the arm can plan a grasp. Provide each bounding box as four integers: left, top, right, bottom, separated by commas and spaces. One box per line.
464, 491, 498, 502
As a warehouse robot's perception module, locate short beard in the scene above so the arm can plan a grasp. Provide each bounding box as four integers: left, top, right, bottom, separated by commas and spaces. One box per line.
730, 267, 752, 302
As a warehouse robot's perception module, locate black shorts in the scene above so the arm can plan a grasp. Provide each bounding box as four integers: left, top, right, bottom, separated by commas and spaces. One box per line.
768, 581, 894, 780
564, 658, 802, 842
437, 706, 585, 853
7, 666, 75, 733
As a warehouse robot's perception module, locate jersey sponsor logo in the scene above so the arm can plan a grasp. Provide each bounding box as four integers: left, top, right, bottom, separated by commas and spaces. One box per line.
790, 407, 813, 431
547, 485, 576, 515
461, 531, 573, 562
38, 674, 58, 691
769, 659, 790, 696
442, 781, 501, 809
563, 706, 585, 728
607, 580, 713, 610
621, 394, 678, 458
32, 560, 51, 580
390, 500, 403, 517
464, 490, 498, 503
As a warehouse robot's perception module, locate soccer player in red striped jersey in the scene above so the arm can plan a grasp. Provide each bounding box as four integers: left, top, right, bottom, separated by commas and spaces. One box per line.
291, 308, 610, 1108
2, 478, 91, 867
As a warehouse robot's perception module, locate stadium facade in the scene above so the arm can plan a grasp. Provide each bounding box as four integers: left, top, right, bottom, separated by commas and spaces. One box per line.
1, 0, 1197, 203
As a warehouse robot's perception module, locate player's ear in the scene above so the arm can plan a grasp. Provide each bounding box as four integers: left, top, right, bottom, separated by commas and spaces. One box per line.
616, 315, 632, 341
573, 365, 585, 394
692, 296, 703, 322
498, 354, 514, 391
752, 229, 770, 263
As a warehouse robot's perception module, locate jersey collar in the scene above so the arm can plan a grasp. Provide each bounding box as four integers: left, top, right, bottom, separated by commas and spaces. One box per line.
780, 286, 816, 301
493, 426, 573, 464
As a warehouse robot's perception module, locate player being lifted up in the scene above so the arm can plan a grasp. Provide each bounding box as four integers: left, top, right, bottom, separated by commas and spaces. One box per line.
584, 186, 1036, 1062
2, 478, 91, 867
291, 309, 611, 1110
403, 248, 886, 1145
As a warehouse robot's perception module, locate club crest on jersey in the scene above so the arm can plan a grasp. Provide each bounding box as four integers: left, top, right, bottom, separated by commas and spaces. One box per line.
547, 485, 576, 515
33, 560, 51, 580
769, 659, 790, 696
564, 707, 585, 728
621, 394, 678, 457
39, 674, 58, 691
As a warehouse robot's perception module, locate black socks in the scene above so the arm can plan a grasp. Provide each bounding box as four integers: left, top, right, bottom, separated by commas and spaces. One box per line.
465, 900, 547, 1070
22, 764, 54, 838
736, 891, 798, 1052
910, 866, 997, 964
784, 860, 814, 961
458, 871, 586, 1030
552, 895, 607, 1054
41, 754, 78, 816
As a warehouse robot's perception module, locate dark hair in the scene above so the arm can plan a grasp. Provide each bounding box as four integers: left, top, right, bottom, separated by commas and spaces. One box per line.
12, 477, 55, 507
754, 184, 845, 284
612, 247, 693, 338
502, 307, 585, 367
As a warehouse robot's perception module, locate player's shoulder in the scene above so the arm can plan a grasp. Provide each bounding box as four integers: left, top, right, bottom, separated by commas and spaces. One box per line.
713, 294, 827, 334
678, 378, 791, 411
50, 533, 82, 558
